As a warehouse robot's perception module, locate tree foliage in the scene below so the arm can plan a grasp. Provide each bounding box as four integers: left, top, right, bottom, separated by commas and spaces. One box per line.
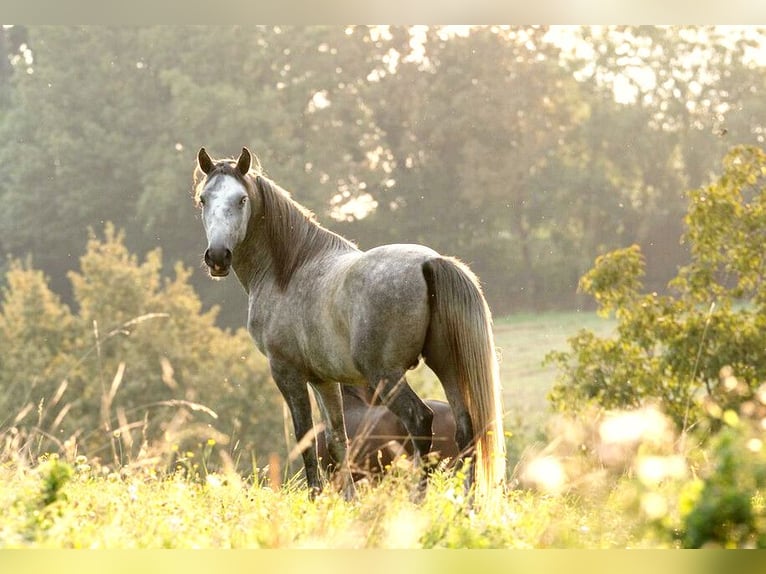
0, 225, 283, 471
548, 145, 766, 429
1, 26, 765, 321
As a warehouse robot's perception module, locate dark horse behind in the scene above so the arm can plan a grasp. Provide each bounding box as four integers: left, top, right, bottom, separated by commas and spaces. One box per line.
192, 147, 505, 501
316, 385, 459, 480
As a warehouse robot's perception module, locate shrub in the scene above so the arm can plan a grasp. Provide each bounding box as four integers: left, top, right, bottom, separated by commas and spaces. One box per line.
0, 224, 284, 474
0, 261, 81, 439
632, 373, 766, 548
548, 146, 766, 430
546, 145, 766, 547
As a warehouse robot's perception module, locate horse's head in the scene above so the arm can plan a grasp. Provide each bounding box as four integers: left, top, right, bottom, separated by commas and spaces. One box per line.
195, 147, 259, 278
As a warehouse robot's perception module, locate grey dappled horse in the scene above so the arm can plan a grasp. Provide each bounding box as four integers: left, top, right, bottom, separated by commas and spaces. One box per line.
193, 147, 505, 500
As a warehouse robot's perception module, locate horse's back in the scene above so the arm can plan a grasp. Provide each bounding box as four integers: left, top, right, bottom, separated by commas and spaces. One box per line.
347, 244, 439, 296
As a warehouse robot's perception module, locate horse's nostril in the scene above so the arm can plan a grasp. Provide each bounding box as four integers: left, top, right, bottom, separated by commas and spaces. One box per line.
205, 247, 232, 269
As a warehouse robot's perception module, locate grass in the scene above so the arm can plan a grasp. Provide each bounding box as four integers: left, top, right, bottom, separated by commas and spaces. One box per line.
2, 309, 681, 550
493, 311, 614, 435
0, 454, 645, 549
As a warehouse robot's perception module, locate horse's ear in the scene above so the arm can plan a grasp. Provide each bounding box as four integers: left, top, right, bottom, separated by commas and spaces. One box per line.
197, 147, 214, 175
236, 147, 252, 176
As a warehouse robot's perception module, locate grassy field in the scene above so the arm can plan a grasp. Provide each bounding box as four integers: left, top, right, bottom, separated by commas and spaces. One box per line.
494, 311, 614, 433
0, 455, 642, 549
2, 310, 685, 550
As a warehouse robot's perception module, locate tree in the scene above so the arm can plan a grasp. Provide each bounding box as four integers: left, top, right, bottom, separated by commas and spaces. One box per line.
0, 261, 80, 436
2, 26, 766, 321
548, 146, 766, 429
1, 224, 284, 471
563, 26, 766, 296
344, 26, 592, 310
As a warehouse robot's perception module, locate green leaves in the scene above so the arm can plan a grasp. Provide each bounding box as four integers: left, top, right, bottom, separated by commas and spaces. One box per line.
579, 245, 645, 318
682, 146, 766, 304
550, 146, 766, 430
0, 225, 283, 471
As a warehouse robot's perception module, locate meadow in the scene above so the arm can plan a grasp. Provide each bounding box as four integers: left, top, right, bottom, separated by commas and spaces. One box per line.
2, 309, 693, 550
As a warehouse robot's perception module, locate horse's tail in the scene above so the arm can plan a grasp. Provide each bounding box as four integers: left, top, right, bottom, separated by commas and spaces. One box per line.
422, 257, 506, 500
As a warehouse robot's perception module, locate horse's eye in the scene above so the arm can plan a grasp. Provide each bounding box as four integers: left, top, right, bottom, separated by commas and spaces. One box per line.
198, 197, 206, 207
239, 196, 247, 206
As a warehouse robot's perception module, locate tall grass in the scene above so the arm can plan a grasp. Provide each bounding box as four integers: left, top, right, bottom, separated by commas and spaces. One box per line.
0, 310, 728, 549
0, 448, 651, 548
0, 366, 678, 548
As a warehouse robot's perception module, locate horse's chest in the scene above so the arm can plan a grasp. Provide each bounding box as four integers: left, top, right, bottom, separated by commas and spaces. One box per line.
249, 294, 360, 383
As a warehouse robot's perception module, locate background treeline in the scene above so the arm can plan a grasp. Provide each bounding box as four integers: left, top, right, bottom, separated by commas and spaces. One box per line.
1, 25, 765, 326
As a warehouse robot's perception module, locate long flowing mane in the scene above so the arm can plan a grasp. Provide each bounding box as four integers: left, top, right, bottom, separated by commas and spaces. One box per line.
251, 173, 357, 290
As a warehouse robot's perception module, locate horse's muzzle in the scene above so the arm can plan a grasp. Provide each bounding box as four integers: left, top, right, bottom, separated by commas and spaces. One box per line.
204, 246, 232, 277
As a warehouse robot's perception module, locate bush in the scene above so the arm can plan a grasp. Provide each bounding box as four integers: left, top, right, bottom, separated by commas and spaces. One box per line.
545, 146, 766, 547
548, 146, 766, 430
631, 375, 766, 548
0, 224, 284, 474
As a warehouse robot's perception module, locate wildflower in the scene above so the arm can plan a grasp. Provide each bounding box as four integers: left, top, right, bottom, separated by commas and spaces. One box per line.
443, 487, 464, 505
747, 438, 763, 453
599, 407, 671, 446
636, 455, 687, 486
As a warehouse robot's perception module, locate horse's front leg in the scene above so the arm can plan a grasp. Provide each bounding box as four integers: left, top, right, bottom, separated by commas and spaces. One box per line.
269, 359, 322, 499
311, 381, 357, 501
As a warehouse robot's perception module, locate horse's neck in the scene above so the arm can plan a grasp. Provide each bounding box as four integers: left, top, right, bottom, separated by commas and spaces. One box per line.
235, 176, 356, 294
232, 228, 275, 295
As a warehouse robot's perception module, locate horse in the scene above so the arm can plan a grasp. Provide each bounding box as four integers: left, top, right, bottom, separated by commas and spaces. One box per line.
192, 146, 505, 500
315, 385, 459, 480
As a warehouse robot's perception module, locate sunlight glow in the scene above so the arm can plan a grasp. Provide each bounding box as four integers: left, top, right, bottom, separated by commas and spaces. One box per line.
330, 193, 378, 222
598, 406, 672, 446
521, 455, 567, 495
636, 455, 687, 486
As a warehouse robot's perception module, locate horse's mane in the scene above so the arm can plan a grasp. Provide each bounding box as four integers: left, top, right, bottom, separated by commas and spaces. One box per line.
253, 173, 357, 291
